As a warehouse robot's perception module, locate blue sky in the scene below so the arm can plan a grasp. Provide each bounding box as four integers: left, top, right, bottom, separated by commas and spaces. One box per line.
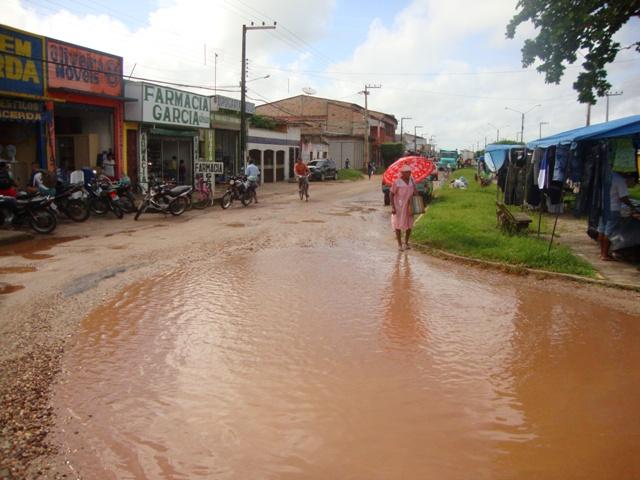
10, 0, 640, 149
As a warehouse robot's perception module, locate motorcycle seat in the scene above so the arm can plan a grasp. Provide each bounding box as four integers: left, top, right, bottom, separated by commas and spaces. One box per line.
169, 185, 191, 196
16, 191, 36, 200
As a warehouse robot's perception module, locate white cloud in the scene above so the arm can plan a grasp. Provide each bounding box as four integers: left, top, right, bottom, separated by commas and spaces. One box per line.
3, 0, 638, 150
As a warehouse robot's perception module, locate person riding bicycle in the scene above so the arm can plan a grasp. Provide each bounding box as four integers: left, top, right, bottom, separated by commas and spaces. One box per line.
245, 159, 260, 204
294, 158, 310, 201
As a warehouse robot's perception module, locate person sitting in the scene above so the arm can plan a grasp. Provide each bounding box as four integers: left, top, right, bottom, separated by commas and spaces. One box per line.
245, 159, 261, 204
599, 171, 639, 261
0, 162, 17, 197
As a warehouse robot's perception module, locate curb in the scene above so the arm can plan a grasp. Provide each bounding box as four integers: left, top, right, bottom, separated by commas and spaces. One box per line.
0, 230, 34, 246
409, 242, 640, 293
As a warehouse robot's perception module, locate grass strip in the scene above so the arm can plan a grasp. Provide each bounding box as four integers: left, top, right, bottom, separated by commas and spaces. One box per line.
412, 168, 597, 277
338, 169, 365, 181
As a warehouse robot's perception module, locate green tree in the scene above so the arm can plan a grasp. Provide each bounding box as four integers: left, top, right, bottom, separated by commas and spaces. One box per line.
249, 114, 277, 129
506, 0, 640, 104
380, 142, 405, 167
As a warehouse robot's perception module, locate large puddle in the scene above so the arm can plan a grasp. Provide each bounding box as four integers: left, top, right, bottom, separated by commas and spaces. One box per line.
55, 246, 640, 479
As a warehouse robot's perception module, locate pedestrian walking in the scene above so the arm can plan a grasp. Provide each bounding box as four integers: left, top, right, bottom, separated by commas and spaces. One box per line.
368, 162, 375, 179
345, 158, 350, 169
390, 165, 416, 251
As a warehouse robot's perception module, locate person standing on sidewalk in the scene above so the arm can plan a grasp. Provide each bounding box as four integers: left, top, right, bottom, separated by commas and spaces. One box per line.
390, 165, 416, 251
368, 162, 375, 180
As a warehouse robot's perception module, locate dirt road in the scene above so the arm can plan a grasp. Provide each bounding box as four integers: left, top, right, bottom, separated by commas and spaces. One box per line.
1, 178, 639, 479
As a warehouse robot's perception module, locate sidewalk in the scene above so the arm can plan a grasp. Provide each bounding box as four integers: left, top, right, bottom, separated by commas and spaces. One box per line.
0, 229, 34, 246
554, 214, 640, 285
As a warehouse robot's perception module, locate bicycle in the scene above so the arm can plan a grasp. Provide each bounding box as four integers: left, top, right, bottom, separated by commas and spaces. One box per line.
191, 173, 215, 209
297, 175, 310, 201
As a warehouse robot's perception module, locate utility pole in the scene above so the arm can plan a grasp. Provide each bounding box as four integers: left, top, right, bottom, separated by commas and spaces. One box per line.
400, 117, 411, 152
539, 121, 549, 139
586, 103, 591, 126
361, 84, 381, 169
605, 90, 623, 122
414, 125, 423, 152
214, 52, 218, 96
505, 104, 541, 144
240, 22, 276, 173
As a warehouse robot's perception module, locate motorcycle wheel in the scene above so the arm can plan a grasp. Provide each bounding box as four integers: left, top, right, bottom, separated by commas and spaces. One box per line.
221, 192, 232, 209
191, 191, 209, 209
30, 209, 57, 234
119, 195, 136, 213
90, 197, 109, 215
111, 202, 124, 219
241, 192, 252, 207
134, 201, 147, 221
169, 197, 188, 216
67, 199, 90, 222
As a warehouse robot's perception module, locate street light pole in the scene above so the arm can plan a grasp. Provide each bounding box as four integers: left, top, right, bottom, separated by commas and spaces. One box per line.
414, 125, 423, 152
505, 104, 541, 144
488, 123, 509, 143
400, 116, 411, 152
240, 22, 276, 173
605, 90, 623, 122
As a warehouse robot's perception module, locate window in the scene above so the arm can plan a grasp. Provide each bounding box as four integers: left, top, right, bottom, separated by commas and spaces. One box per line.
323, 152, 328, 158
310, 151, 313, 160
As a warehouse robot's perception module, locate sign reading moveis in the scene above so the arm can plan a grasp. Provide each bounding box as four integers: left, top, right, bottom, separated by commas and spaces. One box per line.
142, 83, 210, 128
46, 38, 123, 97
0, 25, 44, 97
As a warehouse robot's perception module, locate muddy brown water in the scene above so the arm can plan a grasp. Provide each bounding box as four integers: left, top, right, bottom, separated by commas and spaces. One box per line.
54, 245, 640, 479
0, 236, 83, 259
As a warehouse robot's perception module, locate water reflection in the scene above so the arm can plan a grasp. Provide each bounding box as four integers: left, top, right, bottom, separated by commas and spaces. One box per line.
382, 252, 428, 351
53, 246, 640, 479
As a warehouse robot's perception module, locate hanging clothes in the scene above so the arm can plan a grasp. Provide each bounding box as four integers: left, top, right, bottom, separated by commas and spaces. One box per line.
553, 145, 570, 182
611, 138, 636, 173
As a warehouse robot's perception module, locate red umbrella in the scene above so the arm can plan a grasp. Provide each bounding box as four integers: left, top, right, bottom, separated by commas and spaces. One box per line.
382, 156, 436, 185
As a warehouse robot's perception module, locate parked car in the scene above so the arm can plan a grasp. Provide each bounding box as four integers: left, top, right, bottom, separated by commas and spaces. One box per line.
308, 159, 338, 181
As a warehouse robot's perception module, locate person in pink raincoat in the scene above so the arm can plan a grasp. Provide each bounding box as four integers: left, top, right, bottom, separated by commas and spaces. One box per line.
390, 164, 417, 251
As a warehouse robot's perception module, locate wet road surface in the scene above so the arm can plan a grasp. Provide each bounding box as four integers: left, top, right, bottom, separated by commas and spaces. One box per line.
55, 249, 640, 478
19, 180, 639, 479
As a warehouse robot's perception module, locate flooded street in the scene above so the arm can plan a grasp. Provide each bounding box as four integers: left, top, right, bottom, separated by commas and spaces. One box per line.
1, 181, 638, 479
48, 182, 640, 479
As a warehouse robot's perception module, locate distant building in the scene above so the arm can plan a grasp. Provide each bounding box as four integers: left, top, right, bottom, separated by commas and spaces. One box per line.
256, 95, 397, 169
396, 133, 431, 154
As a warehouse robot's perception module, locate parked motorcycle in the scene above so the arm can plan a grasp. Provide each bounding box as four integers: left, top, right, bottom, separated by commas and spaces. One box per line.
115, 177, 137, 213
0, 192, 57, 234
53, 181, 90, 222
134, 181, 192, 220
221, 175, 253, 209
86, 177, 124, 218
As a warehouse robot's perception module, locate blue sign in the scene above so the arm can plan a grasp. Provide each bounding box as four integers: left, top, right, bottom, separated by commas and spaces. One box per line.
0, 25, 45, 97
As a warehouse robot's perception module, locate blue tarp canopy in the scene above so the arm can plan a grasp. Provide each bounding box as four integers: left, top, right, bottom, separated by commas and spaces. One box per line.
527, 115, 640, 149
483, 143, 523, 173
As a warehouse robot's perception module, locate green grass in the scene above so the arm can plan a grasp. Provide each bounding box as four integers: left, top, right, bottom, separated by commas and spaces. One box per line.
338, 169, 364, 181
629, 183, 640, 201
412, 168, 597, 277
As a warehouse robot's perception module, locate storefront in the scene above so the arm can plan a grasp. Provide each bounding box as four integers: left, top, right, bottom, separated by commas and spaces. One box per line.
0, 24, 50, 186
211, 95, 255, 177
45, 37, 124, 178
124, 80, 210, 187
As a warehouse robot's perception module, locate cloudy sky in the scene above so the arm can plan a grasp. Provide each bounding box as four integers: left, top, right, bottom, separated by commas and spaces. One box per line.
6, 0, 640, 150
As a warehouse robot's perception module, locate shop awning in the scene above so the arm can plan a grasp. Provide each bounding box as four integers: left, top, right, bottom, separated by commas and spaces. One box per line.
483, 143, 523, 172
527, 115, 640, 149
149, 127, 199, 137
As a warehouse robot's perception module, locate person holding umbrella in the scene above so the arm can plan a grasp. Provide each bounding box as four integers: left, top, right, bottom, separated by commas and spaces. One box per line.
390, 164, 416, 251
